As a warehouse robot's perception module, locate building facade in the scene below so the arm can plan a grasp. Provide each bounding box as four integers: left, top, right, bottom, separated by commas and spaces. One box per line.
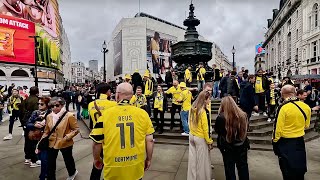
212, 44, 233, 72
89, 60, 99, 73
255, 54, 266, 73
264, 0, 320, 78
71, 62, 86, 84
302, 0, 320, 74
264, 0, 303, 79
61, 25, 72, 85
105, 12, 231, 80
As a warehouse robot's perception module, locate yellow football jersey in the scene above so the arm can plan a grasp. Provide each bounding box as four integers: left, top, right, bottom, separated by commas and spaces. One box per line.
88, 94, 117, 127
130, 94, 147, 108
89, 100, 155, 180
180, 89, 192, 111
166, 86, 182, 105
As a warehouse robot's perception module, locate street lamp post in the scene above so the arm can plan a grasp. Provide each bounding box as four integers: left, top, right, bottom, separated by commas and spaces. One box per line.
231, 46, 236, 69
102, 41, 108, 82
29, 36, 40, 87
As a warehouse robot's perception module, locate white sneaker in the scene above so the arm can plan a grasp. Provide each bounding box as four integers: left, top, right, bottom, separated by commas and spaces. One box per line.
30, 162, 41, 168
36, 160, 41, 165
67, 170, 78, 180
252, 112, 259, 116
3, 134, 12, 140
24, 159, 31, 165
267, 118, 272, 122
181, 132, 189, 136
263, 112, 268, 117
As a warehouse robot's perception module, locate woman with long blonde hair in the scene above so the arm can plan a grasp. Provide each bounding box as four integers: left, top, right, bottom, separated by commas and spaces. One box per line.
214, 96, 249, 180
187, 91, 213, 180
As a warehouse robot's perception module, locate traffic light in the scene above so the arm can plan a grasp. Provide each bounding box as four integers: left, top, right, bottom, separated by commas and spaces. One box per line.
30, 68, 35, 76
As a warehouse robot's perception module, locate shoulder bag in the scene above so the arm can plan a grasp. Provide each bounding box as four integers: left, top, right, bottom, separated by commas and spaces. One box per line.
37, 111, 68, 150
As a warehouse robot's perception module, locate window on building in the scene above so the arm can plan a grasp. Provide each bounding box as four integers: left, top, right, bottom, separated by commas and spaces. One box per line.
297, 10, 299, 18
296, 29, 299, 41
309, 16, 312, 30
313, 41, 317, 58
77, 73, 81, 77
314, 4, 319, 27
287, 32, 291, 59
278, 42, 281, 62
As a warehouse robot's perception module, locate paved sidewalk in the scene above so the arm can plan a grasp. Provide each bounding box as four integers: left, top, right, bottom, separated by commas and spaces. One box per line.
0, 120, 319, 180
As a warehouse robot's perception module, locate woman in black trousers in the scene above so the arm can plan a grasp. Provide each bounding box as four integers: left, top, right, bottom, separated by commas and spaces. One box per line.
215, 96, 250, 180
152, 85, 167, 134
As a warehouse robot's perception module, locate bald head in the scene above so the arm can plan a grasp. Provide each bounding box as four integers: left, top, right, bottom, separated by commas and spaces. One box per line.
116, 83, 133, 102
281, 85, 296, 99
173, 80, 179, 87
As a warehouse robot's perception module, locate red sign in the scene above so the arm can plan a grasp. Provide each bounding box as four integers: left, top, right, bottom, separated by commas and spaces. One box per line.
0, 14, 35, 65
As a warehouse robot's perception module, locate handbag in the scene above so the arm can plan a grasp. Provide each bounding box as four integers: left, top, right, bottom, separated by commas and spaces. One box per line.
37, 111, 68, 150
28, 111, 51, 140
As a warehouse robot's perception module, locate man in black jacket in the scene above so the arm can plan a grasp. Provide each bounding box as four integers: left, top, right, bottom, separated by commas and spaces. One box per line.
219, 72, 229, 98
227, 71, 239, 102
240, 74, 258, 131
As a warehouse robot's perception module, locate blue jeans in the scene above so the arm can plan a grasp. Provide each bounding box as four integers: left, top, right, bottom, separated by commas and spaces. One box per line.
213, 81, 220, 98
39, 150, 48, 180
76, 103, 81, 120
180, 111, 189, 134
197, 80, 205, 91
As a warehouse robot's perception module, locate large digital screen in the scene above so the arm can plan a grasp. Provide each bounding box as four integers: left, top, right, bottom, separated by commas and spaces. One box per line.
0, 0, 62, 70
146, 29, 177, 77
0, 14, 35, 64
256, 43, 265, 55
114, 31, 122, 76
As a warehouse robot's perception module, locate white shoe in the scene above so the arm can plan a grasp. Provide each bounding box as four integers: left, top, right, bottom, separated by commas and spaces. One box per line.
24, 159, 31, 165
263, 112, 268, 117
36, 160, 41, 165
267, 118, 272, 122
30, 162, 41, 168
67, 170, 78, 180
22, 131, 24, 136
181, 132, 189, 136
3, 134, 12, 140
252, 112, 259, 117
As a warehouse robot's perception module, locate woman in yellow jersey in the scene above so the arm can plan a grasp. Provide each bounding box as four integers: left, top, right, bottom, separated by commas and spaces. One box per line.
187, 91, 213, 180
215, 96, 249, 180
152, 85, 167, 134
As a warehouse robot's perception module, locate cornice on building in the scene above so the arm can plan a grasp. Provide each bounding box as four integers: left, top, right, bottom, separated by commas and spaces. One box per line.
263, 0, 302, 47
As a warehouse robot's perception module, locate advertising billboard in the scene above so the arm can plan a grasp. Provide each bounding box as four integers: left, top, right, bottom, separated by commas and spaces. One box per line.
256, 43, 265, 55
0, 14, 35, 64
146, 29, 177, 77
0, 0, 62, 70
114, 31, 122, 76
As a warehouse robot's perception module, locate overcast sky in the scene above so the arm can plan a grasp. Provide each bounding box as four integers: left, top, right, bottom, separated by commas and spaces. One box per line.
59, 0, 279, 73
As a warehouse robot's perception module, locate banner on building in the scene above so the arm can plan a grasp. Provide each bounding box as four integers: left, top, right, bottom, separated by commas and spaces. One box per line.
0, 14, 35, 64
0, 0, 62, 70
146, 29, 177, 77
256, 43, 265, 55
114, 31, 122, 76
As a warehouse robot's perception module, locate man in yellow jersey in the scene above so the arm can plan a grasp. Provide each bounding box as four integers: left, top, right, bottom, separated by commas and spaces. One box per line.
143, 72, 153, 115
254, 69, 270, 116
272, 85, 311, 180
88, 83, 117, 180
177, 82, 192, 136
130, 86, 147, 111
184, 66, 192, 87
196, 62, 206, 91
90, 83, 155, 180
166, 80, 182, 131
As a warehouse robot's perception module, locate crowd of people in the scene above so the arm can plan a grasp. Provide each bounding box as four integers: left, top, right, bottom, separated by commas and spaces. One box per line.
0, 63, 319, 180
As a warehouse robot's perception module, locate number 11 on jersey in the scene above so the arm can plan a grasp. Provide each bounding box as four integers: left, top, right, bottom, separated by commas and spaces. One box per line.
116, 122, 135, 149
